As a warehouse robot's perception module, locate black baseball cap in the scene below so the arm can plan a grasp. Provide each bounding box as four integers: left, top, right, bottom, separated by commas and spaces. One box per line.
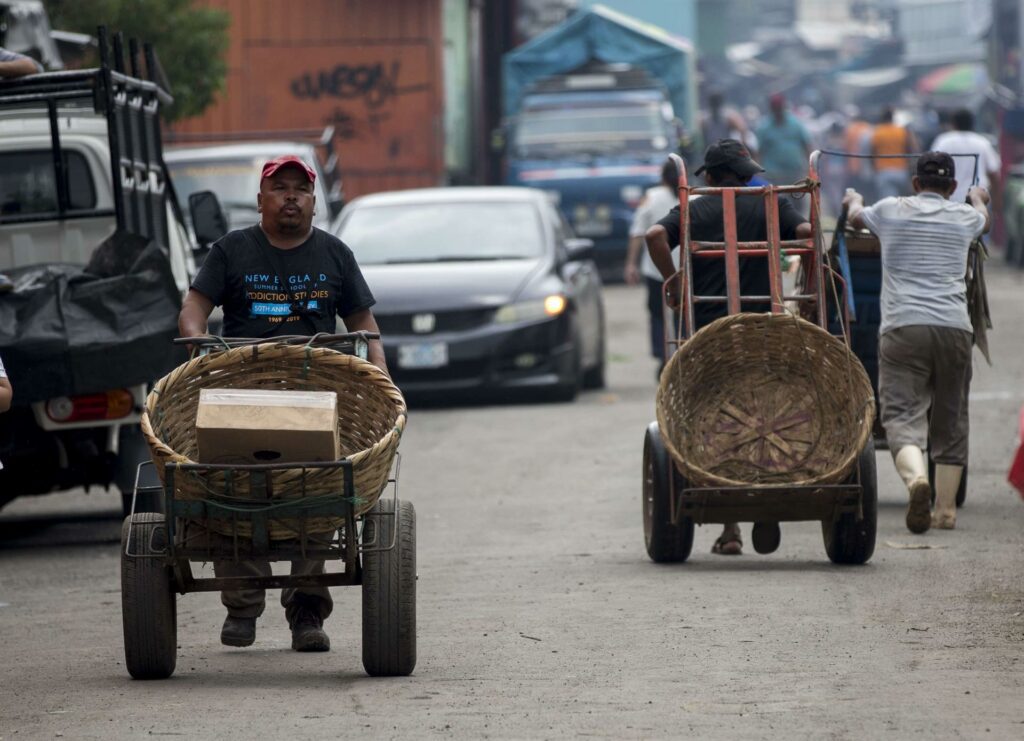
694, 139, 765, 178
916, 151, 955, 179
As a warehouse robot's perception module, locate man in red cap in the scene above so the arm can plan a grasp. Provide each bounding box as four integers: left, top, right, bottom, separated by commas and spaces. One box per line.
179, 154, 387, 652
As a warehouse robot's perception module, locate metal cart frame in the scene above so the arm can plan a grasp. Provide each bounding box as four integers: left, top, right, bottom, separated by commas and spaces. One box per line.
120, 333, 415, 679
642, 153, 876, 565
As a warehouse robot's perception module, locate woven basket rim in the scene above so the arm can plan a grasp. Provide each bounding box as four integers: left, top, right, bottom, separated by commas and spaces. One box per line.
656, 312, 875, 488
141, 343, 407, 471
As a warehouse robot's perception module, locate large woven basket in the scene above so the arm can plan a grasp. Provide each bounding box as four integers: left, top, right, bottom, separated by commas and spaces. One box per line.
656, 313, 874, 488
141, 343, 406, 540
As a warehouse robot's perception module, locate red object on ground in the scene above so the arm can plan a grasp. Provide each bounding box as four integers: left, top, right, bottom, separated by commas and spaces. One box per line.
1009, 405, 1024, 499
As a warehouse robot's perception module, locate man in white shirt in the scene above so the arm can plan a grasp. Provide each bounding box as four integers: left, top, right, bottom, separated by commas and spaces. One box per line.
930, 108, 1000, 207
623, 160, 680, 369
843, 152, 989, 534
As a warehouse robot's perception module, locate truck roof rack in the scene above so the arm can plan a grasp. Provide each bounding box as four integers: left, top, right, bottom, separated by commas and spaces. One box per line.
0, 25, 175, 247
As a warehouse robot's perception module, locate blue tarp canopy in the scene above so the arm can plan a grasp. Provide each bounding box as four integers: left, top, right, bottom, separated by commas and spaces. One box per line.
503, 4, 696, 129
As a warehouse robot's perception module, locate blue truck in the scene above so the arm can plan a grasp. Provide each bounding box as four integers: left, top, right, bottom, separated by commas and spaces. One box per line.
502, 6, 697, 281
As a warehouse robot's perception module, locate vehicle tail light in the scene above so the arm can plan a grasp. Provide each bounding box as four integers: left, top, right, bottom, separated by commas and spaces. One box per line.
45, 389, 135, 423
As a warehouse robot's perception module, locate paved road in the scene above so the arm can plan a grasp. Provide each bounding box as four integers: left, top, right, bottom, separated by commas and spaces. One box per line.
2, 269, 1023, 740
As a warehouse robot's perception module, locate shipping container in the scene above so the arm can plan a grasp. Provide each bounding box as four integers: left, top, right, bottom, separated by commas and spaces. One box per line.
174, 0, 446, 198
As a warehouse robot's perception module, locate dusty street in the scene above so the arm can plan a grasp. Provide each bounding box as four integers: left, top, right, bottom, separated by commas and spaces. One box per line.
1, 269, 1023, 740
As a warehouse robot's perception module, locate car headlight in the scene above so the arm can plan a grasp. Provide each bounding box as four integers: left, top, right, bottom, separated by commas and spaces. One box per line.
494, 295, 567, 324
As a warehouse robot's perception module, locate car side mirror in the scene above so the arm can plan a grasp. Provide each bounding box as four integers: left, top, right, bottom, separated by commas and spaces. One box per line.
565, 237, 594, 262
188, 190, 228, 247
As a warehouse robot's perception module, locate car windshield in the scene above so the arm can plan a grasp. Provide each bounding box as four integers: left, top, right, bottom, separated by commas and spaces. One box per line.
166, 158, 261, 212
338, 201, 544, 265
514, 102, 670, 157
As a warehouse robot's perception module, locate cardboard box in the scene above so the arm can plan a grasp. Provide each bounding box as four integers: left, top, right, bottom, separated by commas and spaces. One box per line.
195, 389, 339, 465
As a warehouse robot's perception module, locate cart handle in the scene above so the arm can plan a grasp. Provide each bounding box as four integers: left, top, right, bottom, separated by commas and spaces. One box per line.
174, 331, 380, 348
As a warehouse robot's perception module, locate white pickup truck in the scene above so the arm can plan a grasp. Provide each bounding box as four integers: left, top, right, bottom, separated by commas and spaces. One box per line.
0, 35, 204, 514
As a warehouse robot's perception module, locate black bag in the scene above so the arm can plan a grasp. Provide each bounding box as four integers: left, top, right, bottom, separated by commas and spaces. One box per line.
0, 231, 185, 404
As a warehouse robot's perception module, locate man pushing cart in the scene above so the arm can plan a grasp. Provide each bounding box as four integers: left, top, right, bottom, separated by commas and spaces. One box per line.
641, 141, 877, 563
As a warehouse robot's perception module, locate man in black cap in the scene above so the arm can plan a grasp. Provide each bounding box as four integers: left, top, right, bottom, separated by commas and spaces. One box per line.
843, 152, 989, 535
644, 139, 811, 556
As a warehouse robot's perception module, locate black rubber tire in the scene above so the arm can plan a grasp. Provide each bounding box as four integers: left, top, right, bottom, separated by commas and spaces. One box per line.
549, 332, 582, 402
642, 422, 694, 563
823, 438, 878, 565
362, 499, 417, 677
928, 456, 967, 508
582, 311, 607, 390
121, 513, 177, 679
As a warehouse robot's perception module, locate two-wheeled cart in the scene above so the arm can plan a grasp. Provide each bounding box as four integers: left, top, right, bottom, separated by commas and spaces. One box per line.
642, 153, 877, 564
121, 332, 415, 679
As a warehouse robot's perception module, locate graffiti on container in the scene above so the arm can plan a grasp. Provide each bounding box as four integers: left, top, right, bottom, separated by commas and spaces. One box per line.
325, 108, 401, 159
290, 61, 428, 109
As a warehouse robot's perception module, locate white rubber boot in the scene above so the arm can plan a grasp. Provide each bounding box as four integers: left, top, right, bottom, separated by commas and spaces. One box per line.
932, 464, 963, 530
894, 445, 931, 534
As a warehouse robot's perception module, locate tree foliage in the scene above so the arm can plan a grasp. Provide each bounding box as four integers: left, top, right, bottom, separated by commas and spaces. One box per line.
44, 0, 230, 122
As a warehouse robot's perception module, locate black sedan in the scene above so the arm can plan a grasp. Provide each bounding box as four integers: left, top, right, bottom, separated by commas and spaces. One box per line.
333, 187, 605, 400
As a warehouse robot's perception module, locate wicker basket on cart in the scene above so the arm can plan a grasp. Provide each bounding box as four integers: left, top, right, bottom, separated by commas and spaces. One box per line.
141, 343, 406, 540
657, 313, 874, 488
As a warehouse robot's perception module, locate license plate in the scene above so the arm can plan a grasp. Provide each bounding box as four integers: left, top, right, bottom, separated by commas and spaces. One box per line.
574, 219, 612, 237
397, 342, 448, 369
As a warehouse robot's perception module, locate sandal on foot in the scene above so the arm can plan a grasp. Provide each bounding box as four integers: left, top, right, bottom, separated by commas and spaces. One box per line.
711, 533, 743, 555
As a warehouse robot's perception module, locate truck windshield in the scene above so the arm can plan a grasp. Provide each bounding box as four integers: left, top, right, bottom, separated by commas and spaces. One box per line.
0, 150, 96, 219
514, 102, 669, 158
165, 158, 261, 213
337, 201, 544, 265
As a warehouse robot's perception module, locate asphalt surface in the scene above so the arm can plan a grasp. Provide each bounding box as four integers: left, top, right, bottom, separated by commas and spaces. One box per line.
1, 268, 1023, 740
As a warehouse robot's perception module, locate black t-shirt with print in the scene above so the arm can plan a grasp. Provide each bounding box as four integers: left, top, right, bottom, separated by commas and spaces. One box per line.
191, 225, 376, 338
656, 194, 805, 328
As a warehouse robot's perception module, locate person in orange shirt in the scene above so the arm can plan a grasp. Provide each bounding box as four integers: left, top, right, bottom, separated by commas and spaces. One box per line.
871, 107, 918, 199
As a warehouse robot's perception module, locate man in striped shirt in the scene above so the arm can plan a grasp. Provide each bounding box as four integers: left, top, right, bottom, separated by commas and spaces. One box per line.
843, 152, 989, 534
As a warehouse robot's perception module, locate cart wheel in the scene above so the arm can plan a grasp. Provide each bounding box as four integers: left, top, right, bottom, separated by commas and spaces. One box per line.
642, 422, 694, 563
121, 513, 177, 679
823, 438, 878, 565
928, 456, 967, 508
361, 498, 416, 677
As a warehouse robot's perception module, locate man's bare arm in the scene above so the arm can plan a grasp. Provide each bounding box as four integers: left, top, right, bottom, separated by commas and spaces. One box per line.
342, 308, 388, 376
0, 58, 40, 78
624, 235, 645, 285
0, 377, 12, 413
644, 224, 680, 308
178, 289, 215, 338
843, 190, 868, 230
968, 186, 991, 234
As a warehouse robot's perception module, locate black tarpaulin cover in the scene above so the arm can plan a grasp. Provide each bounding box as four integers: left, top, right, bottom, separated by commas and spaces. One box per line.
0, 231, 186, 404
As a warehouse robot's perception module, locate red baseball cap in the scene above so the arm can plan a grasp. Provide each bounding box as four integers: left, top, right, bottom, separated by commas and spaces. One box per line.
260, 155, 316, 183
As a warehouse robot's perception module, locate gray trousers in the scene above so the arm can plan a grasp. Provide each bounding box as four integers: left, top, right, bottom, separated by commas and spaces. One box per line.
215, 556, 333, 625
878, 325, 973, 465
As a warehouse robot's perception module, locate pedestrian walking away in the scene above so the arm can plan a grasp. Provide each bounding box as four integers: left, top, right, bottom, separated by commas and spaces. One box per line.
177, 154, 388, 652
645, 139, 811, 555
624, 160, 680, 370
869, 106, 918, 200
930, 108, 1001, 208
843, 151, 990, 534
